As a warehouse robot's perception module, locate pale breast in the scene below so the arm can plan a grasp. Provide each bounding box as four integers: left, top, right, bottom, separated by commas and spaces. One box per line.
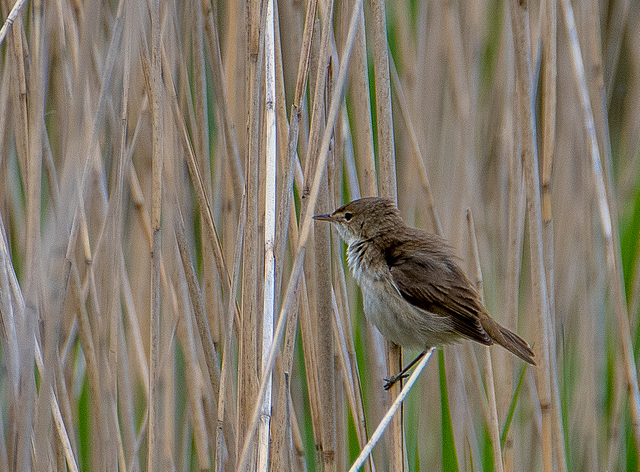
347, 241, 457, 349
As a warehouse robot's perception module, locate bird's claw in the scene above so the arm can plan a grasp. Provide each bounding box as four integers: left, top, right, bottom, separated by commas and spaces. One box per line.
383, 373, 409, 390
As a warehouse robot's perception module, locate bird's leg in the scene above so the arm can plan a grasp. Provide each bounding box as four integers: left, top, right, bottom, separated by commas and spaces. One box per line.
383, 350, 427, 390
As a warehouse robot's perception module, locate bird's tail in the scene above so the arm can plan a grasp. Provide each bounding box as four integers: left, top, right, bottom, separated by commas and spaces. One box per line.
481, 316, 536, 365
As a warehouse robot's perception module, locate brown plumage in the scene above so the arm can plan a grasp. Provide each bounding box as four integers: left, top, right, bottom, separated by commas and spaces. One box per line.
314, 197, 535, 365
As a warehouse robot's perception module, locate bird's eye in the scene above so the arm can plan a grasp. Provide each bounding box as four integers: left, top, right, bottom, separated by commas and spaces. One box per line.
344, 212, 352, 221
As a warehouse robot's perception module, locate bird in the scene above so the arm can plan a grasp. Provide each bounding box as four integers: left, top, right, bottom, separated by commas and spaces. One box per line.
313, 197, 535, 388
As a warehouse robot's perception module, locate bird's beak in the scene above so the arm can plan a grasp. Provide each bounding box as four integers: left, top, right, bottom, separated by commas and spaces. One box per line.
313, 213, 333, 222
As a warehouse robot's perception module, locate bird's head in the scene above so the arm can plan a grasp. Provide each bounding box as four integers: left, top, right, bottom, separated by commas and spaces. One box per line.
313, 197, 403, 245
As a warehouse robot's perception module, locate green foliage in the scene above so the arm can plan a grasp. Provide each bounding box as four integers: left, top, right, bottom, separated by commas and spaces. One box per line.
347, 406, 360, 466
620, 173, 640, 304
439, 350, 460, 472
480, 0, 505, 94
482, 422, 494, 472
78, 376, 92, 471
627, 412, 640, 472
500, 365, 527, 449
295, 324, 317, 472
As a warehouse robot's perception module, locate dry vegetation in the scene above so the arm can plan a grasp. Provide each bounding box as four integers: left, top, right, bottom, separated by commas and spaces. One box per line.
1, 0, 640, 470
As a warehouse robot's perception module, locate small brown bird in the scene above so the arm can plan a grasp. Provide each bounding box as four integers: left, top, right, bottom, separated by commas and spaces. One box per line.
314, 197, 535, 387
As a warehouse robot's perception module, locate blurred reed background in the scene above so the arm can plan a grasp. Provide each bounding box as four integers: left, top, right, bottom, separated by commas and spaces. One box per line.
0, 0, 639, 470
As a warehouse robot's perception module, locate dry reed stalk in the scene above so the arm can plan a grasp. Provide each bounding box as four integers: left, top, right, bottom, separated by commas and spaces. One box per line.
504, 100, 526, 470
9, 18, 28, 267
74, 184, 116, 467
369, 0, 403, 469
331, 288, 370, 461
540, 1, 568, 470
164, 57, 241, 339
339, 107, 362, 200
315, 190, 336, 472
77, 8, 138, 469
50, 374, 80, 472
561, 0, 640, 459
370, 0, 395, 201
201, 0, 244, 196
0, 228, 18, 472
3, 300, 31, 467
541, 0, 557, 283
121, 250, 151, 398
112, 146, 189, 467
330, 215, 374, 471
111, 18, 139, 470
348, 0, 376, 197
603, 0, 631, 105
190, 0, 222, 372
25, 5, 43, 297
76, 22, 131, 472
316, 157, 338, 467
304, 1, 338, 469
508, 0, 555, 470
191, 3, 211, 202
0, 59, 9, 194
175, 208, 221, 388
443, 1, 471, 121
216, 192, 246, 472
270, 0, 317, 468
147, 0, 164, 469
297, 272, 324, 456
4, 16, 35, 471
237, 1, 266, 465
272, 0, 294, 308
466, 209, 504, 472
388, 55, 442, 236
573, 220, 601, 469
70, 256, 105, 464
0, 234, 20, 364
288, 386, 307, 470
173, 225, 212, 469
158, 73, 233, 468
236, 250, 307, 471
116, 277, 142, 471
292, 3, 337, 471
483, 14, 517, 447
270, 252, 304, 471
257, 0, 277, 468
274, 0, 316, 289
241, 0, 367, 467
0, 0, 28, 46
343, 4, 386, 468
455, 349, 483, 469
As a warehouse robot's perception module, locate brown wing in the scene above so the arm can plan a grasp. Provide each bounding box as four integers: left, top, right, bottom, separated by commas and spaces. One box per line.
389, 253, 493, 345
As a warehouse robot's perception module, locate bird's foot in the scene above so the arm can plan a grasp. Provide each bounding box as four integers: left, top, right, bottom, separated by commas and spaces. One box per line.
383, 373, 409, 390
